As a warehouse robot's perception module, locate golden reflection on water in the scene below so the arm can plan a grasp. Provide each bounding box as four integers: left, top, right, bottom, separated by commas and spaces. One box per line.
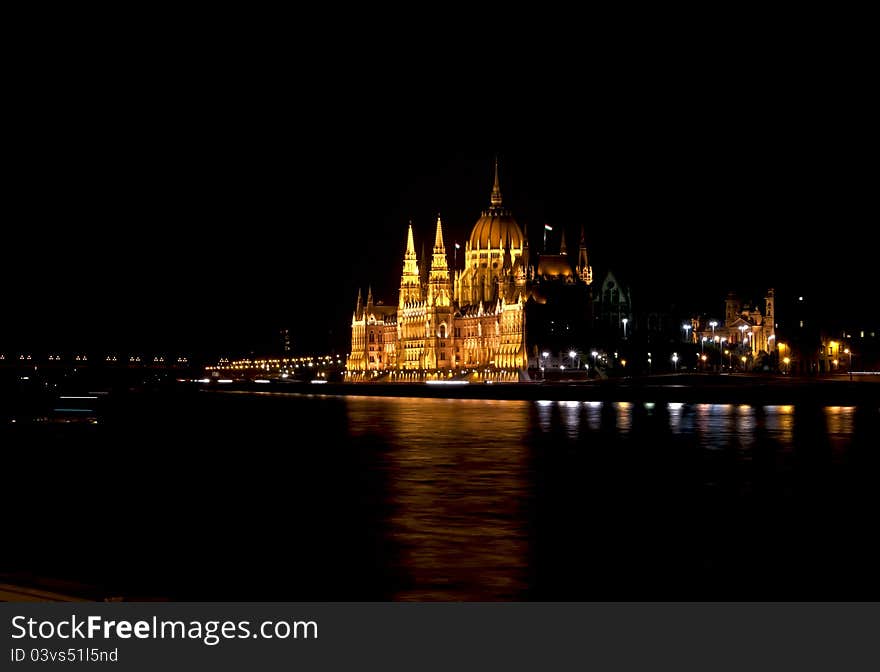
825, 406, 856, 459
764, 405, 795, 448
346, 397, 531, 601
342, 395, 865, 600
615, 402, 632, 433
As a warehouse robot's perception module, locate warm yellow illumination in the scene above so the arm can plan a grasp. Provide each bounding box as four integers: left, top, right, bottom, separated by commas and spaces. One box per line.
783, 357, 790, 365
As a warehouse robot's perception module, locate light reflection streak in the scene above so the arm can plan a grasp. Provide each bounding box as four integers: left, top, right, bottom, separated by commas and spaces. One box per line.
346, 396, 530, 601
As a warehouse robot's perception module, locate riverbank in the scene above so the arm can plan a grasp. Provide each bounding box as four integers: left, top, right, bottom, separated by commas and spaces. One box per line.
205, 374, 880, 405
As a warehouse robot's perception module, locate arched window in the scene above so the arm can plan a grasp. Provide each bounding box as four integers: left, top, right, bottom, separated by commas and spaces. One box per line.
369, 332, 375, 343
439, 324, 447, 338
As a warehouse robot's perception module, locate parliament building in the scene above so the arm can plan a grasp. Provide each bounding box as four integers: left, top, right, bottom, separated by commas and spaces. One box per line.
346, 163, 594, 381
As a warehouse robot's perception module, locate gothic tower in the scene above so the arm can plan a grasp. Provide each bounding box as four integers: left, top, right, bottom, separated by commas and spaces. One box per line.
427, 215, 452, 307
576, 225, 592, 285
399, 222, 421, 307
424, 215, 454, 370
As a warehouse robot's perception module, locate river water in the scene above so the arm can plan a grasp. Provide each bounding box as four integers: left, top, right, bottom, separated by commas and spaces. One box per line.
4, 391, 880, 600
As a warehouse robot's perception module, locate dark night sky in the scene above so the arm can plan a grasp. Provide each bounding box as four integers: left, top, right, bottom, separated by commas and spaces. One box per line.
3, 47, 876, 357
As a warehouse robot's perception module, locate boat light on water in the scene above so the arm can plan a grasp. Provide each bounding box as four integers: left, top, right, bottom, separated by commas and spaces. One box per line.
310, 380, 328, 385
425, 380, 470, 385
254, 379, 271, 384
217, 379, 233, 384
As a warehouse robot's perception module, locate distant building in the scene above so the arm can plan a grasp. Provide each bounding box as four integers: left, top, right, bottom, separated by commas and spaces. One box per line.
695, 289, 777, 369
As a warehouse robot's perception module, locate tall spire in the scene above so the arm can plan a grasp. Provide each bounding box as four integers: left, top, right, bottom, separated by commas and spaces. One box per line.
433, 213, 446, 252
490, 156, 503, 209
399, 222, 421, 307
559, 229, 567, 255
405, 221, 416, 258
577, 224, 592, 285
429, 214, 451, 306
366, 285, 373, 307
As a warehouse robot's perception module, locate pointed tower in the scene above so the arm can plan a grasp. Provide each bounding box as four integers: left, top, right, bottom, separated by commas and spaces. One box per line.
559, 229, 568, 255
424, 214, 455, 371
355, 287, 363, 318
427, 214, 452, 307
431, 214, 448, 267
399, 222, 421, 307
366, 285, 373, 308
490, 155, 503, 213
577, 225, 592, 285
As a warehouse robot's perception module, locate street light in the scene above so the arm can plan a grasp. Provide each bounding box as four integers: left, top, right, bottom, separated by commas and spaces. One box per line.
701, 336, 707, 353
683, 323, 691, 343
569, 350, 577, 369
709, 320, 717, 338
672, 352, 679, 371
622, 317, 628, 339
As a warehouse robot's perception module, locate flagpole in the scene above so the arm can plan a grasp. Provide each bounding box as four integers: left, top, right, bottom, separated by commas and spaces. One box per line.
543, 224, 553, 253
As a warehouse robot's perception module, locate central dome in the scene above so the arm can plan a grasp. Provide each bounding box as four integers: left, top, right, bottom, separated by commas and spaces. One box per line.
468, 158, 524, 250
469, 212, 524, 249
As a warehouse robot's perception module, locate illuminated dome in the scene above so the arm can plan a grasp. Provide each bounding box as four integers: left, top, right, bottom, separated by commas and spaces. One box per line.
537, 254, 573, 278
468, 159, 524, 250
469, 212, 524, 249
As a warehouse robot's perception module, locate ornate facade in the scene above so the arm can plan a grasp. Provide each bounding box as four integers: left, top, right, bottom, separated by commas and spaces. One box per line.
347, 162, 586, 382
